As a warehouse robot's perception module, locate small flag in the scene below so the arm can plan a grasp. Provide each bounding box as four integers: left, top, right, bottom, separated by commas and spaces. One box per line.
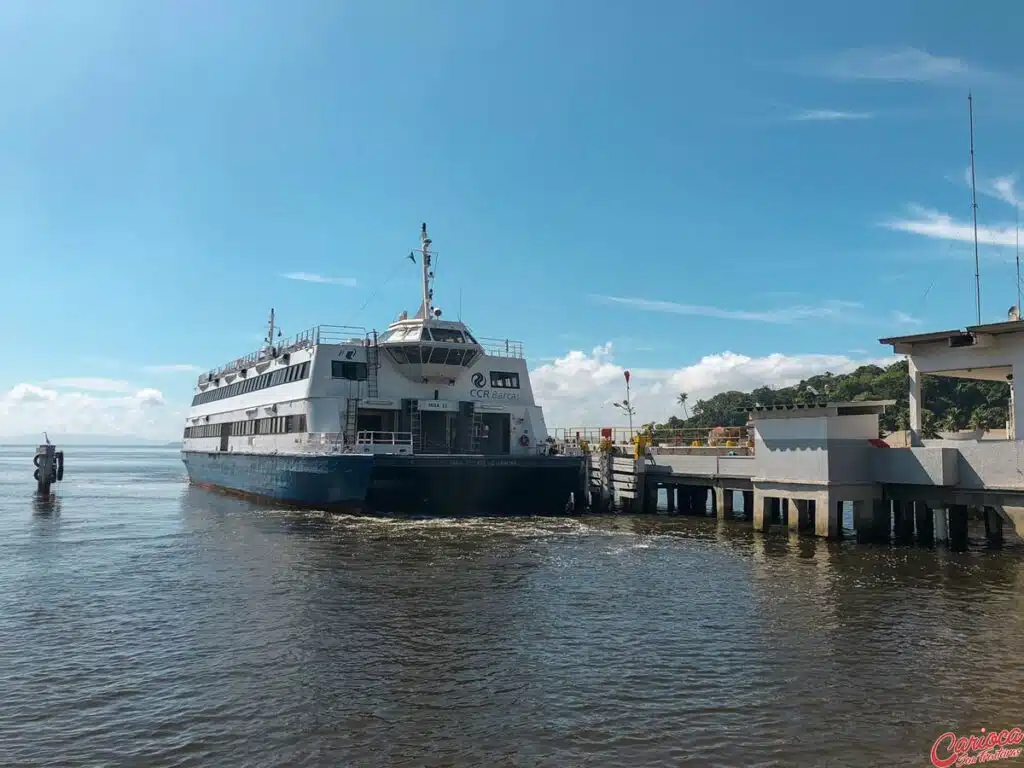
407, 251, 416, 264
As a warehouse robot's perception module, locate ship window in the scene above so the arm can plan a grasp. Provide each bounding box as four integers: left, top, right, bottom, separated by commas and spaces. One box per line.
388, 346, 408, 364
421, 328, 433, 341
428, 346, 449, 364
403, 346, 422, 364
465, 330, 478, 343
490, 371, 520, 389
389, 326, 421, 342
462, 350, 478, 367
446, 348, 466, 366
188, 359, 309, 405
331, 360, 368, 380
430, 328, 465, 343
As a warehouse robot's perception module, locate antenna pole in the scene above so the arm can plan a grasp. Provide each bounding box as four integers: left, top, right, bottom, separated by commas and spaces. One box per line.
420, 222, 433, 318
969, 92, 981, 325
1018, 208, 1021, 318
267, 308, 275, 348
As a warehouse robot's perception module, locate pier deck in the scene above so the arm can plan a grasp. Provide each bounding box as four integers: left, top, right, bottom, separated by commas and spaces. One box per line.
580, 396, 1024, 550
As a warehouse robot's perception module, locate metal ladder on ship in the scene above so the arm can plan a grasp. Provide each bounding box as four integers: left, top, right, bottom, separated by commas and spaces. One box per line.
407, 400, 422, 453
367, 336, 379, 399
344, 397, 359, 447
469, 404, 483, 453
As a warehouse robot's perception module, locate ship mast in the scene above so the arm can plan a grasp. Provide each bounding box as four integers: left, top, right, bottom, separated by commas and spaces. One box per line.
266, 308, 276, 353
420, 222, 433, 319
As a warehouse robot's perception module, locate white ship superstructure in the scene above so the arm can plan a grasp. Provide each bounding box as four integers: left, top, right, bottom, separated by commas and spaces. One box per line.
182, 225, 550, 458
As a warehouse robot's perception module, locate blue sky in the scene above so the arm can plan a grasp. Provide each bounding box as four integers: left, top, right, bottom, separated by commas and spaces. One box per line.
2, 0, 1023, 437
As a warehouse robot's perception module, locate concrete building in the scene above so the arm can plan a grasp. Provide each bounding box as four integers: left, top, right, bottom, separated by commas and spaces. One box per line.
624, 319, 1024, 545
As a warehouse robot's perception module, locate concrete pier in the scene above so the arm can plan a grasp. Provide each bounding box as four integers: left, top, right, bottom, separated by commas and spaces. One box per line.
914, 501, 934, 545
948, 505, 969, 551
715, 487, 733, 520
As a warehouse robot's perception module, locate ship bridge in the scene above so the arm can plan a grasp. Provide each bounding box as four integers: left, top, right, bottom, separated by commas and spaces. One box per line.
378, 317, 484, 382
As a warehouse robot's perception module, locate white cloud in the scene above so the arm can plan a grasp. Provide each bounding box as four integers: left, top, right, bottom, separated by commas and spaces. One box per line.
592, 294, 863, 324
892, 311, 922, 325
884, 204, 1018, 249
282, 272, 358, 287
41, 377, 135, 393
813, 47, 970, 83
531, 343, 896, 428
790, 109, 874, 121
0, 381, 181, 440
144, 364, 202, 374
7, 383, 57, 402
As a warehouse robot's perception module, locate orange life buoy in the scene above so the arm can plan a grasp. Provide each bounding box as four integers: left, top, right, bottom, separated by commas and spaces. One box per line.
519, 434, 530, 447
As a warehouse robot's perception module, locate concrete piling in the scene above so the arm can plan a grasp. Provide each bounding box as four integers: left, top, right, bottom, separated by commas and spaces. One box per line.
948, 505, 969, 551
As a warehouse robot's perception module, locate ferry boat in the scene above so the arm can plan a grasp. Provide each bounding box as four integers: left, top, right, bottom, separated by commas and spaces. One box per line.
181, 224, 587, 515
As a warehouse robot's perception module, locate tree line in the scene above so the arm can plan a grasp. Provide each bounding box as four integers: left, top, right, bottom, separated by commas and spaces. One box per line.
649, 360, 1010, 438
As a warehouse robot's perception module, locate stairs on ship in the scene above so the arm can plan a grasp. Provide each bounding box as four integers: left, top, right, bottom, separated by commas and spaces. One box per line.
406, 399, 422, 453
469, 404, 483, 453
367, 341, 379, 399
344, 397, 359, 446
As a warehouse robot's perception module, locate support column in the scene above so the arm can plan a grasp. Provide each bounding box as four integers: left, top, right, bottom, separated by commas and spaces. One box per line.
933, 507, 949, 546
715, 487, 734, 520
908, 357, 923, 447
786, 499, 810, 533
742, 490, 754, 520
948, 505, 969, 551
753, 490, 769, 532
691, 487, 704, 515
984, 507, 1004, 548
914, 501, 934, 545
814, 494, 841, 539
1014, 364, 1024, 441
893, 500, 914, 545
854, 499, 889, 544
666, 485, 675, 514
770, 497, 782, 524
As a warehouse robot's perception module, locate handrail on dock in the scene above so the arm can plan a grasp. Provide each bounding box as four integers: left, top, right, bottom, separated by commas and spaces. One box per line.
551, 425, 754, 449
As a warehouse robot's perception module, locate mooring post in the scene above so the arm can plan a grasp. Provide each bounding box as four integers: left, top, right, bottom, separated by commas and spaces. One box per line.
34, 443, 55, 495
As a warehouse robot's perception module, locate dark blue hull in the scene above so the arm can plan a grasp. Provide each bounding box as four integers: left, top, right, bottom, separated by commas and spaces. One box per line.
182, 451, 374, 507
367, 454, 588, 516
182, 450, 588, 516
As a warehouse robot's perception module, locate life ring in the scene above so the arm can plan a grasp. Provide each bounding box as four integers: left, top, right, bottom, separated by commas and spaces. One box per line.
33, 454, 42, 467
519, 434, 530, 447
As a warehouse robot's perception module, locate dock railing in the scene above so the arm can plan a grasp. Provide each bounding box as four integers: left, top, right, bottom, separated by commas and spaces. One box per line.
551, 426, 755, 454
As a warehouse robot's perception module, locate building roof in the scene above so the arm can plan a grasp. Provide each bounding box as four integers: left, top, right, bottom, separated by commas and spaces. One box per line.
746, 400, 895, 419
880, 319, 1024, 349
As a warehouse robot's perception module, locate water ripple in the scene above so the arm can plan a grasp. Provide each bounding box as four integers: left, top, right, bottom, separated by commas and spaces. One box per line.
1, 447, 1023, 766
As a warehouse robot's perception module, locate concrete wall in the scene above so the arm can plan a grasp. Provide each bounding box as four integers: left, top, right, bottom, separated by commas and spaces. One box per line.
871, 447, 959, 486
950, 442, 1024, 490
646, 453, 755, 480
753, 416, 829, 482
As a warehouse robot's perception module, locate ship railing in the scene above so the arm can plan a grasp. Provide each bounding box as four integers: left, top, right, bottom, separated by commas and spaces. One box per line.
355, 431, 414, 453
476, 337, 525, 359
200, 324, 370, 382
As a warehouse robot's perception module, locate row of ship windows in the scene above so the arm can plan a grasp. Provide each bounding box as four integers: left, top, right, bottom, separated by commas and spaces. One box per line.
184, 414, 308, 439
385, 346, 479, 367
191, 361, 311, 406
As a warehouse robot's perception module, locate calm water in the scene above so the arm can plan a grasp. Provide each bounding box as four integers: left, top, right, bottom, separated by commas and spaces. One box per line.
2, 446, 1023, 767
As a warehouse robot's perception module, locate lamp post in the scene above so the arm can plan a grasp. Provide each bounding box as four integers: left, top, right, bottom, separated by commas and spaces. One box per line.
613, 370, 635, 440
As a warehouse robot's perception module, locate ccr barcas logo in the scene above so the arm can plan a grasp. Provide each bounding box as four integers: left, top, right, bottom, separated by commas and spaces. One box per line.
930, 727, 1024, 767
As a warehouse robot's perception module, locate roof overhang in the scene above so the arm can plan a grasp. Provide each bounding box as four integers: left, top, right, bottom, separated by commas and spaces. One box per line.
746, 400, 896, 420
880, 320, 1024, 354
